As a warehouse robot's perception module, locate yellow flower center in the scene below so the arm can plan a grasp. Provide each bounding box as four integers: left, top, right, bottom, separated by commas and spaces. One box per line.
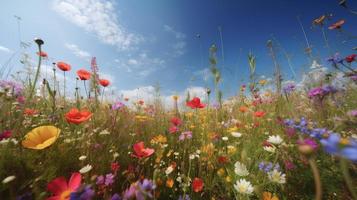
60, 189, 72, 200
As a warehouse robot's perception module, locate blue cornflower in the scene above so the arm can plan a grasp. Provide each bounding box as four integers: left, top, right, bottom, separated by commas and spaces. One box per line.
320, 133, 357, 162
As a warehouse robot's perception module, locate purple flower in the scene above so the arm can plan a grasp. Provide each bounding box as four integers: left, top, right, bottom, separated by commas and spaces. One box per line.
308, 87, 325, 98
178, 195, 191, 200
347, 109, 357, 117
284, 160, 295, 170
0, 80, 24, 96
327, 53, 344, 66
123, 179, 155, 200
179, 131, 192, 141
96, 175, 104, 185
320, 133, 357, 162
105, 173, 115, 186
70, 185, 95, 200
111, 193, 121, 200
350, 74, 357, 81
297, 138, 319, 150
283, 83, 296, 94
322, 85, 337, 94
112, 101, 125, 110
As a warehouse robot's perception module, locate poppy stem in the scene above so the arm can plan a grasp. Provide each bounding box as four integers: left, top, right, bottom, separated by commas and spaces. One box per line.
101, 87, 105, 103
63, 71, 66, 107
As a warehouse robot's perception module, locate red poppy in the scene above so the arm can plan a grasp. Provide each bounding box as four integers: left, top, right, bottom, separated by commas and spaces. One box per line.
76, 69, 91, 80
262, 140, 272, 147
99, 79, 110, 87
47, 172, 81, 200
254, 111, 266, 118
132, 141, 155, 159
37, 51, 48, 58
169, 126, 179, 134
217, 155, 229, 164
170, 117, 182, 126
65, 108, 92, 124
186, 97, 205, 109
192, 177, 204, 192
328, 19, 345, 30
345, 54, 357, 63
57, 62, 71, 71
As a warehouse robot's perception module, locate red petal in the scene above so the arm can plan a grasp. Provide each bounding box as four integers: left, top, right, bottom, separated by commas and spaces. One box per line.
47, 177, 68, 195
68, 172, 81, 191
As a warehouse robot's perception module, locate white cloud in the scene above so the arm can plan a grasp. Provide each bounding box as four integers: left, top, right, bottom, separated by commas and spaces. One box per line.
163, 25, 186, 57
53, 0, 142, 50
0, 45, 12, 53
164, 25, 186, 39
64, 43, 91, 59
115, 52, 166, 77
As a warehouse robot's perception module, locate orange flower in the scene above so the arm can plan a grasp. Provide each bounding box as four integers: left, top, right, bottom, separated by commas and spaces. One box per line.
24, 108, 38, 116
254, 111, 266, 118
99, 79, 110, 87
65, 108, 92, 124
166, 178, 174, 188
76, 69, 91, 80
262, 192, 279, 200
57, 61, 71, 71
239, 106, 249, 113
328, 19, 345, 30
37, 51, 48, 58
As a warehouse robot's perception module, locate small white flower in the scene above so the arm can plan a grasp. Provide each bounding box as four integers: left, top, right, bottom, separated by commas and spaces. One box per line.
231, 132, 242, 138
263, 146, 276, 153
222, 136, 229, 141
99, 129, 110, 135
79, 164, 92, 174
174, 152, 179, 156
189, 154, 195, 160
113, 152, 119, 158
267, 135, 283, 145
78, 155, 87, 161
268, 169, 286, 184
2, 175, 15, 184
234, 161, 249, 176
196, 150, 201, 154
165, 166, 174, 175
234, 179, 254, 195
163, 144, 168, 148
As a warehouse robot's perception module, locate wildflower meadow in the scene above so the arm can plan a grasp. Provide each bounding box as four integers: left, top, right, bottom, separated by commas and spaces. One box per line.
0, 1, 357, 200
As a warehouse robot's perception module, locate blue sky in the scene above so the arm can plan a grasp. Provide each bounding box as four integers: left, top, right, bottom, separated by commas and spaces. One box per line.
0, 0, 356, 102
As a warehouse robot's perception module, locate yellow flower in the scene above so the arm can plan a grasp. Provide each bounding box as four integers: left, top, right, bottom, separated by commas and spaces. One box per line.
172, 95, 179, 101
227, 127, 238, 132
217, 168, 225, 177
259, 79, 267, 85
225, 176, 232, 183
151, 135, 167, 144
22, 126, 60, 150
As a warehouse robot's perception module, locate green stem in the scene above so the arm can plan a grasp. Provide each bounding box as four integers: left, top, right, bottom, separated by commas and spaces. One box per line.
340, 158, 357, 200
29, 45, 42, 100
309, 158, 322, 200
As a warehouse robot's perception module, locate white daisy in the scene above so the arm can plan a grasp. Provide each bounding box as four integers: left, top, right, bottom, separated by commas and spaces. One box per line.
165, 166, 174, 175
268, 169, 286, 184
233, 179, 254, 195
2, 175, 15, 184
263, 146, 276, 153
79, 164, 93, 174
231, 132, 242, 138
267, 135, 283, 145
234, 161, 249, 176
222, 136, 229, 141
78, 155, 87, 161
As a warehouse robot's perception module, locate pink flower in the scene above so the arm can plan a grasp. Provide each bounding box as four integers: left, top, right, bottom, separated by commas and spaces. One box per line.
132, 141, 155, 159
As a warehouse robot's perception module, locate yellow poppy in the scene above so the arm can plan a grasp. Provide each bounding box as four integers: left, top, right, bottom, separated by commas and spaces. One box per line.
22, 126, 60, 150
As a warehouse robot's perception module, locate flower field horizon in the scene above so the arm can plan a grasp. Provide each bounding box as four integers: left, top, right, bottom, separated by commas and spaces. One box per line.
0, 1, 357, 200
